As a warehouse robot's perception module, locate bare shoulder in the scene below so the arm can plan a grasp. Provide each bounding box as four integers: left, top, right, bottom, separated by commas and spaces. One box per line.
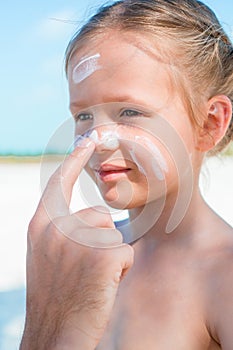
209, 218, 233, 265
204, 216, 233, 286
203, 219, 233, 348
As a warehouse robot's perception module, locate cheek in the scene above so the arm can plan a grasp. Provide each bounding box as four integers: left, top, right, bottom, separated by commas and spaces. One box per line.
127, 139, 174, 202
84, 165, 96, 182
118, 126, 170, 182
86, 124, 174, 184
130, 138, 169, 181
84, 124, 187, 197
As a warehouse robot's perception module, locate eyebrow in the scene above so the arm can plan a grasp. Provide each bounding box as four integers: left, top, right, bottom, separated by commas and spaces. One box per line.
69, 95, 149, 111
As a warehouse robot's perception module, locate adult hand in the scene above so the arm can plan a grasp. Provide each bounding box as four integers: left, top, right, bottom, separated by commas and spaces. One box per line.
20, 138, 134, 350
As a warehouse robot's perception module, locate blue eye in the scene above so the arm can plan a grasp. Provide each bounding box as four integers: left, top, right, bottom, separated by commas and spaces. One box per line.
120, 109, 143, 117
75, 113, 93, 121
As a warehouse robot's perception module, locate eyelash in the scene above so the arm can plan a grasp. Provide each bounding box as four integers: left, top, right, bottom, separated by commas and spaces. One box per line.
75, 113, 93, 121
75, 109, 143, 122
120, 109, 143, 118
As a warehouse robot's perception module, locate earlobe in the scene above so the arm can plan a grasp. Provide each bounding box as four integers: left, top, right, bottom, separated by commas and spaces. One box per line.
195, 95, 232, 152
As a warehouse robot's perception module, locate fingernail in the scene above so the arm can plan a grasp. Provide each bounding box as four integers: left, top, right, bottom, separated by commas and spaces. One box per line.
74, 135, 93, 149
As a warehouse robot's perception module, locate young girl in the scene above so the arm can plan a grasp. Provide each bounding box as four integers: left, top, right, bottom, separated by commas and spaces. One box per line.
21, 1, 233, 349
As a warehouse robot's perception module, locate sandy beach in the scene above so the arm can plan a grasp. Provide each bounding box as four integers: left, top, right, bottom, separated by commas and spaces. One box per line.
0, 155, 233, 292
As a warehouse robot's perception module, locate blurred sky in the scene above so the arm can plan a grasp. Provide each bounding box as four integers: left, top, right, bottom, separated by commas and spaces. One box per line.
0, 0, 233, 155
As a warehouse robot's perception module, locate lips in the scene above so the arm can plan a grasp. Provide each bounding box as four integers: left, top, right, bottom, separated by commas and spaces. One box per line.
94, 163, 131, 182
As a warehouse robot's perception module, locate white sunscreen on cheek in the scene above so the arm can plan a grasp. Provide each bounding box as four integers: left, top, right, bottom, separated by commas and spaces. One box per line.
143, 137, 168, 181
129, 148, 146, 176
129, 135, 168, 181
72, 53, 102, 84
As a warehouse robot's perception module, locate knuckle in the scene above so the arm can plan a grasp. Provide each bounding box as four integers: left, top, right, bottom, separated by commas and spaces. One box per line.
123, 243, 135, 262
28, 216, 37, 233
77, 206, 114, 228
27, 215, 43, 239
27, 216, 43, 249
124, 243, 135, 257
101, 215, 114, 228
47, 217, 65, 238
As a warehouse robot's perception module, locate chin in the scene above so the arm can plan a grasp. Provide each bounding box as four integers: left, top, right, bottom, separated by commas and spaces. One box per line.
102, 192, 131, 209
101, 191, 148, 210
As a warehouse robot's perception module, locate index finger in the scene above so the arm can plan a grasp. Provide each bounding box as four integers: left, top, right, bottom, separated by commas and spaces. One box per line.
38, 138, 95, 223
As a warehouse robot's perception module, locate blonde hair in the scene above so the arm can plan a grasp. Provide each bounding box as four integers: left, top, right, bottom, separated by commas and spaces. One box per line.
65, 0, 233, 154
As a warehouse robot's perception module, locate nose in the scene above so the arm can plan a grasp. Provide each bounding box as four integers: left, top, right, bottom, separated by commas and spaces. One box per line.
90, 127, 120, 153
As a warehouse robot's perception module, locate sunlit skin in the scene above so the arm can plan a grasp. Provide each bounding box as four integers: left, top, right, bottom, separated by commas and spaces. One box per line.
68, 33, 196, 211
67, 31, 233, 349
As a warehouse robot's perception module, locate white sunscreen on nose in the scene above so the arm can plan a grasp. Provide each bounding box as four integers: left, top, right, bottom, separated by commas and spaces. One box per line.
72, 53, 102, 84
89, 130, 120, 150
99, 130, 120, 150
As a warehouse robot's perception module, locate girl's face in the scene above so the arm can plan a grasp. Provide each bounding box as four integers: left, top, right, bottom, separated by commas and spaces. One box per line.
68, 33, 196, 210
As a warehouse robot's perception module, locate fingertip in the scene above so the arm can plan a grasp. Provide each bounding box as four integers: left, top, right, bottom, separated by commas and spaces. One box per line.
68, 137, 95, 162
73, 136, 95, 151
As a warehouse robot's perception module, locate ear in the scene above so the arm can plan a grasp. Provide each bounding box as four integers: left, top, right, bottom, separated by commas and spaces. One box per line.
195, 95, 232, 152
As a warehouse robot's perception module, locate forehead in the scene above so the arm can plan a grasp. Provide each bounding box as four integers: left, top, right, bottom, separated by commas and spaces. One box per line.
68, 31, 170, 76
67, 32, 178, 110
68, 32, 156, 68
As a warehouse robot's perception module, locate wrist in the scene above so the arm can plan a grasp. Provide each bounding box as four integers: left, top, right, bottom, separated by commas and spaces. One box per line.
20, 321, 98, 350
53, 328, 98, 350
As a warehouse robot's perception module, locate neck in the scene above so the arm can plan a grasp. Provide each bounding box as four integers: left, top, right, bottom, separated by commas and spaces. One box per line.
128, 186, 209, 247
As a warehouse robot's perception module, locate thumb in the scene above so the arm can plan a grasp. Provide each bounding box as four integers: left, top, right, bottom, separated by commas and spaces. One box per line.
74, 206, 115, 229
